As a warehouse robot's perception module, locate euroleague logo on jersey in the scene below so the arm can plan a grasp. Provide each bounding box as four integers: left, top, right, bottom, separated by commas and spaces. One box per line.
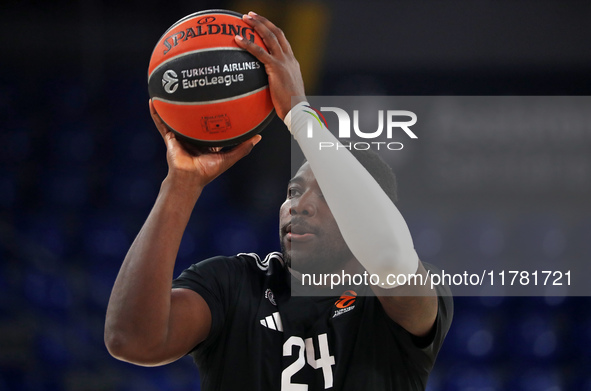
333, 290, 357, 318
335, 290, 357, 308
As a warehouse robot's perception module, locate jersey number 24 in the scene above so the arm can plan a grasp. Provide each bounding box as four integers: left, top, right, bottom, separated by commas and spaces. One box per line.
281, 333, 335, 390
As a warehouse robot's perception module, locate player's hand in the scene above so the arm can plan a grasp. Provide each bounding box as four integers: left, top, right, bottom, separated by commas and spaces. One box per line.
235, 12, 306, 120
149, 100, 261, 188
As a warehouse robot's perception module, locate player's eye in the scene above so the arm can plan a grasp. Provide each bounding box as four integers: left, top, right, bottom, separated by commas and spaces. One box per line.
287, 187, 301, 198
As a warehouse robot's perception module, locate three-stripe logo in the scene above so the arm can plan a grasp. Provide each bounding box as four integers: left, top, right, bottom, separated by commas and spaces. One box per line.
260, 312, 283, 332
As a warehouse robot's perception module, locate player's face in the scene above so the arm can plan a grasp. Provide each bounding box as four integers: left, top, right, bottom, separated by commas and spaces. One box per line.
279, 162, 354, 274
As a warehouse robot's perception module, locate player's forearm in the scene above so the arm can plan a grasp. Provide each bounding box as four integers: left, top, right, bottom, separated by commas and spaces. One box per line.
285, 103, 418, 284
105, 173, 203, 356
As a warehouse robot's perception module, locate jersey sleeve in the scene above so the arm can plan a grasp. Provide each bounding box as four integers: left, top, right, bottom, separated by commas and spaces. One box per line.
419, 277, 453, 356
172, 255, 248, 353
383, 262, 453, 372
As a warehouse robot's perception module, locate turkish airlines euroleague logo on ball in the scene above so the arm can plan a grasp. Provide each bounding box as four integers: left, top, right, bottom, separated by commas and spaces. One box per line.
162, 70, 179, 93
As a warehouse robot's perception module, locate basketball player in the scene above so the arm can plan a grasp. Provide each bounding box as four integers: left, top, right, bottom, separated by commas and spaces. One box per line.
105, 12, 452, 390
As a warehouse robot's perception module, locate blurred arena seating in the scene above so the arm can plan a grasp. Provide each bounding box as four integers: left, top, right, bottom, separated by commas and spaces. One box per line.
2, 1, 591, 390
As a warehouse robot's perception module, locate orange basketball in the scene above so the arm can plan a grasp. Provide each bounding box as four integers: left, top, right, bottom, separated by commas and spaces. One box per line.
148, 10, 275, 148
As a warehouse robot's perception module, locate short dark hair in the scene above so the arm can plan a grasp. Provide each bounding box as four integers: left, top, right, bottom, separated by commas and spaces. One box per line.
301, 149, 398, 204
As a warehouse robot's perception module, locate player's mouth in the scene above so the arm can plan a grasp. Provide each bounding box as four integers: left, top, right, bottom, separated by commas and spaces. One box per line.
283, 222, 317, 242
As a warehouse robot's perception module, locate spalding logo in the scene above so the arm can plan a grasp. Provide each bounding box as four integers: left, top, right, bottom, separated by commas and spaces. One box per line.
197, 16, 216, 24
162, 70, 179, 93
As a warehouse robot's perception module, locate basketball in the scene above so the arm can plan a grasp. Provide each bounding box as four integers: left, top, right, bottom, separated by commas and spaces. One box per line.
148, 9, 275, 148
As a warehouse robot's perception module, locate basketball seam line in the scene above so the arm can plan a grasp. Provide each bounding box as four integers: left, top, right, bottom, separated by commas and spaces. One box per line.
158, 10, 243, 39
148, 47, 246, 81
151, 85, 269, 106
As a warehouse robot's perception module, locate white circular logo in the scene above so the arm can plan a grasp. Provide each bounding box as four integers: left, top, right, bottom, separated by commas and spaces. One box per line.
162, 70, 178, 94
265, 289, 277, 306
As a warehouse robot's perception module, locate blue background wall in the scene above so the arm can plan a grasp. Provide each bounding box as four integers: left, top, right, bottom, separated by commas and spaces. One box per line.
2, 1, 591, 390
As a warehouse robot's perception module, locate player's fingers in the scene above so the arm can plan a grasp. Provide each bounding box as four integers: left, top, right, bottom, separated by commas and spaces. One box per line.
240, 12, 284, 57
247, 12, 293, 55
234, 32, 273, 65
149, 99, 169, 140
149, 100, 189, 158
218, 135, 262, 171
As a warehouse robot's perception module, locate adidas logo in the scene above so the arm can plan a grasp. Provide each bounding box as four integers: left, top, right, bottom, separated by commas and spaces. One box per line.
260, 312, 283, 332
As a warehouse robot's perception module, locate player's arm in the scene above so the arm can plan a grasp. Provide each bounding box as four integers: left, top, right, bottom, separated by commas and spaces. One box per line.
286, 100, 437, 337
104, 101, 261, 366
371, 263, 438, 338
237, 13, 437, 338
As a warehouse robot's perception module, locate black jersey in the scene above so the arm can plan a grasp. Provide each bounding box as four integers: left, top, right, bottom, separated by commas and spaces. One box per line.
172, 252, 453, 391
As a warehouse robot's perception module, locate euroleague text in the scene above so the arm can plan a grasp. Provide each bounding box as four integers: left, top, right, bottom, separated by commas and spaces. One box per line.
300, 269, 572, 290
179, 61, 261, 89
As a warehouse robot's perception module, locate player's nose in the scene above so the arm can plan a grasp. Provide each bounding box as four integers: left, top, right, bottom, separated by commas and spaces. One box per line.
289, 191, 317, 217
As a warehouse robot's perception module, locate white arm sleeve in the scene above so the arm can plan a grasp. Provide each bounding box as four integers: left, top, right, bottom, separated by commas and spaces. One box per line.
284, 102, 419, 287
